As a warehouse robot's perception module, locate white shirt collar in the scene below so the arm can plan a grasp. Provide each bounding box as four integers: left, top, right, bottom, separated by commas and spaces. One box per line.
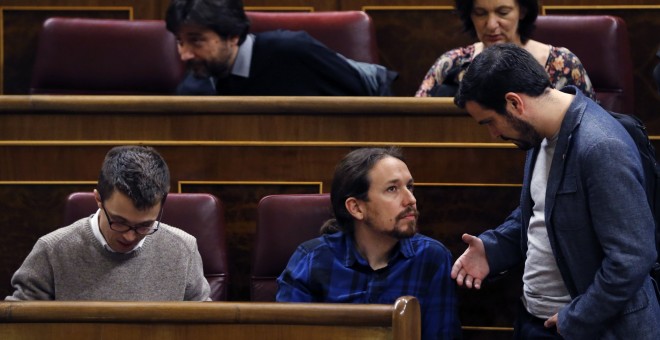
230, 33, 254, 78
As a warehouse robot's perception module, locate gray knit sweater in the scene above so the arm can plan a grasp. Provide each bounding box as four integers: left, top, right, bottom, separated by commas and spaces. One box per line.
6, 217, 210, 301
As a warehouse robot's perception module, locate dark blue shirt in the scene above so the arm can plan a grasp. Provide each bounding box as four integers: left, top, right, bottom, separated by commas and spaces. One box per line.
276, 231, 461, 339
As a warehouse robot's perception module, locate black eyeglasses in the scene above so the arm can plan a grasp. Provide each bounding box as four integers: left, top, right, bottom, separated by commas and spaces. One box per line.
100, 199, 164, 236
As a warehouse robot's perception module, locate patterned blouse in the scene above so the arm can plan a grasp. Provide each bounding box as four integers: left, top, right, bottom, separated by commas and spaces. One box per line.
415, 44, 595, 98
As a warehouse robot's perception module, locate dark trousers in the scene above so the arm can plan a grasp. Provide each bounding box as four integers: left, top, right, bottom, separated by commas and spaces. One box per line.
513, 300, 564, 339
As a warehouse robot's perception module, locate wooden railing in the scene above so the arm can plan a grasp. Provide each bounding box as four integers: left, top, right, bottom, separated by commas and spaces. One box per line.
0, 296, 420, 340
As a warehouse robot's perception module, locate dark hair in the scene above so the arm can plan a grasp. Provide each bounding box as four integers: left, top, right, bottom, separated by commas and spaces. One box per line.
165, 0, 250, 45
455, 43, 551, 114
321, 147, 405, 234
97, 146, 170, 210
455, 0, 538, 43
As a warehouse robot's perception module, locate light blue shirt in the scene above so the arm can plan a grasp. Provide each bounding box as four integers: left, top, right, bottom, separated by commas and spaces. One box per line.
230, 34, 254, 78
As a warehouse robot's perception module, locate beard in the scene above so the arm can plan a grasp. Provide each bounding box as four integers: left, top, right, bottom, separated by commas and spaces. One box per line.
365, 207, 419, 240
187, 59, 231, 79
501, 109, 543, 151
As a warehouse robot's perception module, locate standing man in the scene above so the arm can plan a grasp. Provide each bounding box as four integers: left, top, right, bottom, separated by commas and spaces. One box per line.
277, 147, 461, 340
452, 43, 660, 339
165, 0, 396, 96
6, 145, 210, 301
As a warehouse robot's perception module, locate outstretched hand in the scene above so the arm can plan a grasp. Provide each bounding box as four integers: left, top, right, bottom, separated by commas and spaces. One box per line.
451, 233, 489, 289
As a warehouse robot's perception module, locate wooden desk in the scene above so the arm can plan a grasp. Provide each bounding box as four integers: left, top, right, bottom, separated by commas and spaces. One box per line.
0, 95, 520, 338
0, 296, 420, 339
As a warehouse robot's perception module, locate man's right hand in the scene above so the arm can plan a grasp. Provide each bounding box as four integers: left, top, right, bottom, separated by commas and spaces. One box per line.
451, 233, 489, 289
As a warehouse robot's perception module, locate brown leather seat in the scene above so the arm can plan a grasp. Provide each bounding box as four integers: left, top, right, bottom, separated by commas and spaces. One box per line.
30, 17, 184, 94
250, 194, 332, 301
532, 15, 634, 114
63, 192, 229, 301
246, 11, 379, 64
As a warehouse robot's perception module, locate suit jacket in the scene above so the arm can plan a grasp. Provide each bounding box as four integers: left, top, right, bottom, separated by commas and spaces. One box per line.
480, 87, 660, 339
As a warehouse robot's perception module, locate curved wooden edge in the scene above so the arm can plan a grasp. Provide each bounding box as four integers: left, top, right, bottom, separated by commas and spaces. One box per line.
0, 95, 462, 115
0, 300, 393, 326
392, 296, 421, 340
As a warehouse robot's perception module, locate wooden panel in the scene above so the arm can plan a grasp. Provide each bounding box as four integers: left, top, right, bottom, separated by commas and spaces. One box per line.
245, 0, 334, 12
365, 7, 471, 96
0, 0, 169, 18
0, 95, 489, 143
0, 297, 421, 340
340, 0, 456, 10
0, 324, 390, 340
544, 0, 658, 5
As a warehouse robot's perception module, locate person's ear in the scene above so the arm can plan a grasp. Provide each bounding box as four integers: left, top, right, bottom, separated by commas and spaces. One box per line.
93, 189, 102, 209
505, 92, 525, 116
345, 197, 365, 221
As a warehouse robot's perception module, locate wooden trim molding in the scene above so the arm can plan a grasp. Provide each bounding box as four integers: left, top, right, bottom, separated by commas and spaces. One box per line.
245, 6, 315, 12
178, 180, 324, 193
542, 5, 660, 14
0, 140, 517, 148
362, 6, 454, 11
0, 95, 460, 114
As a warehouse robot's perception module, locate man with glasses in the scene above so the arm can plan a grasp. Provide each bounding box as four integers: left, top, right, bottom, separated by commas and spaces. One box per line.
5, 145, 210, 301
